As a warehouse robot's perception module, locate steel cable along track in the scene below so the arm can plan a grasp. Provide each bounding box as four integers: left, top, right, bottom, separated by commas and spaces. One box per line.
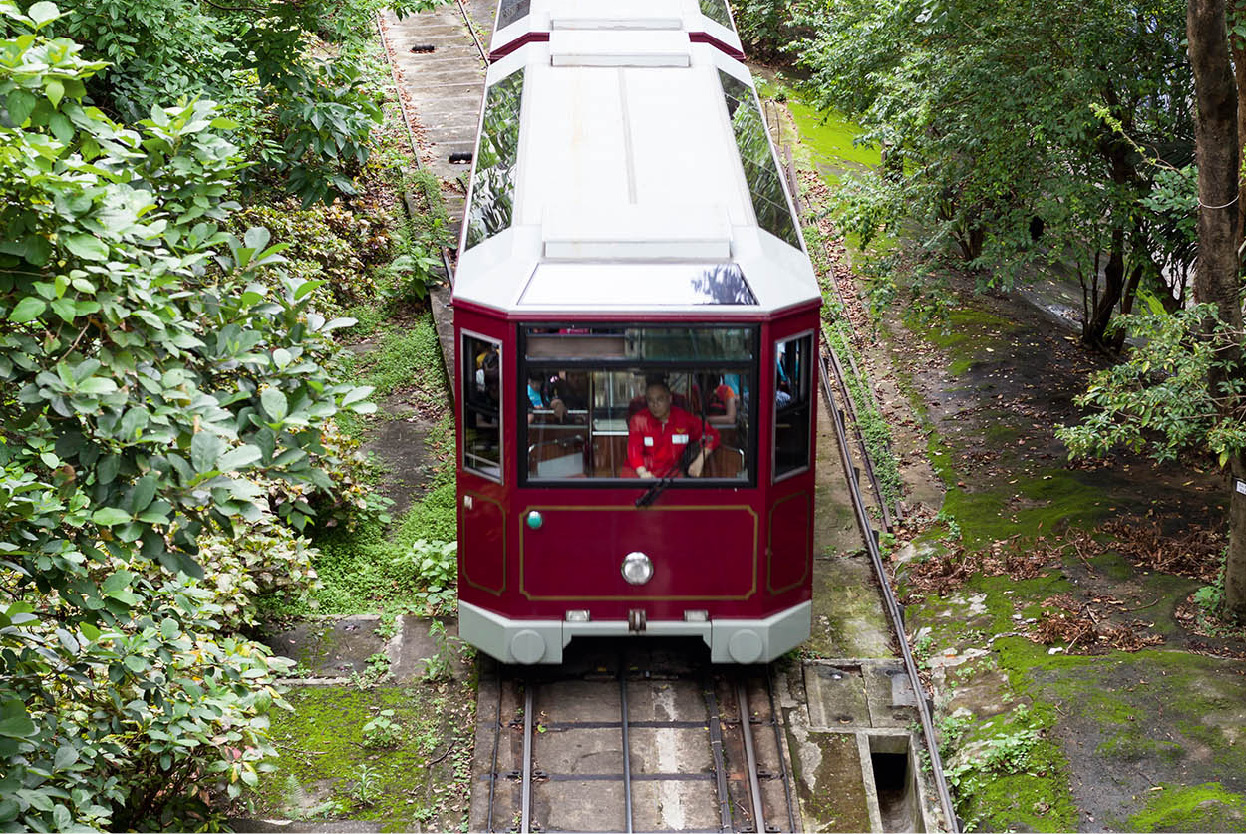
817, 331, 959, 831
764, 98, 958, 831
375, 0, 488, 291
484, 658, 799, 833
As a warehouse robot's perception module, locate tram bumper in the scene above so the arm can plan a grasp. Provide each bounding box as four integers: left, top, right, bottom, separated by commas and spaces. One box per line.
459, 600, 811, 664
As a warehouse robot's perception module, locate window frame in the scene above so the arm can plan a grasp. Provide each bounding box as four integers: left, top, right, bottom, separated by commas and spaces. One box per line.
772, 331, 815, 483
460, 330, 504, 484
464, 68, 525, 251
718, 69, 802, 249
516, 322, 760, 489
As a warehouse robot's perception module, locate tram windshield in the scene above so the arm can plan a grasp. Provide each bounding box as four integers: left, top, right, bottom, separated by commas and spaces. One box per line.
521, 326, 756, 483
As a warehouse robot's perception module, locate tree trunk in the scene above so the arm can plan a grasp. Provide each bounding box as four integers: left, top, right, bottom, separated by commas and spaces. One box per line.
1082, 227, 1126, 349
1229, 0, 1246, 243
1188, 0, 1246, 621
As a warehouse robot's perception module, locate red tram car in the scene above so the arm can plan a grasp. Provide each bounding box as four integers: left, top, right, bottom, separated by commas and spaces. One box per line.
453, 0, 821, 664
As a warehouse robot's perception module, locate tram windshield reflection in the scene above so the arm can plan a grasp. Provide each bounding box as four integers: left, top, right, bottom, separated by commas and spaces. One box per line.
522, 326, 756, 483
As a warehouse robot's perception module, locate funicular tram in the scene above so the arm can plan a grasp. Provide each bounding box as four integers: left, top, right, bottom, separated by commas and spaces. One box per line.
453, 0, 822, 664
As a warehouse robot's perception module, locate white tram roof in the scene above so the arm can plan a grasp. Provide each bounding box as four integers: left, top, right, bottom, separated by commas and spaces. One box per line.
490, 0, 743, 56
453, 29, 821, 318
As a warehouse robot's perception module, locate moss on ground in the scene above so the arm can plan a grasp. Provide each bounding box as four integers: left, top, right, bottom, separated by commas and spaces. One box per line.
787, 99, 882, 177
1126, 783, 1246, 832
936, 470, 1106, 550
251, 682, 474, 832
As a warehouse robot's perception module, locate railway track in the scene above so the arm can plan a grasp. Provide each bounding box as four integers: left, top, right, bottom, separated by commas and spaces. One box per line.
478, 642, 799, 833
378, 4, 958, 831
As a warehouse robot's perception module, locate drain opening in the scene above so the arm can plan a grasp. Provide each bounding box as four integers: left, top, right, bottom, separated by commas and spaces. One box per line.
868, 735, 924, 833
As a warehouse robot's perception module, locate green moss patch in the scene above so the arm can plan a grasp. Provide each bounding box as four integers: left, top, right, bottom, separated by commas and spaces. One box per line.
1126, 783, 1246, 832
251, 684, 474, 832
939, 470, 1106, 550
787, 100, 881, 179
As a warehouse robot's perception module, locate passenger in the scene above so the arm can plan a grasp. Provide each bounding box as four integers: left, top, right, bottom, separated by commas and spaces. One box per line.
627, 381, 719, 479
546, 370, 588, 423
705, 374, 738, 425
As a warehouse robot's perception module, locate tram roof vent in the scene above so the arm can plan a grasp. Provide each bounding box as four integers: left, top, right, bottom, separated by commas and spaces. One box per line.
548, 31, 691, 67
548, 0, 683, 31
542, 204, 731, 261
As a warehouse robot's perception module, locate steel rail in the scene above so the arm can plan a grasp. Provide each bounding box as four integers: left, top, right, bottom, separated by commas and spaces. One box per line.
520, 681, 535, 834
455, 0, 490, 66
486, 671, 503, 832
704, 678, 735, 832
373, 11, 458, 293
817, 344, 959, 831
824, 339, 894, 533
764, 670, 797, 833
620, 663, 635, 834
736, 679, 766, 834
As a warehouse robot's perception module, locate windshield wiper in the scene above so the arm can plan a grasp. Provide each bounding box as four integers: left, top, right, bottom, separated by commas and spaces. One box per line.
635, 440, 701, 508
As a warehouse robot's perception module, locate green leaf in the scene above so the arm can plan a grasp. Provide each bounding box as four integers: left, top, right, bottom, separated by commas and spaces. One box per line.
6, 90, 36, 125
342, 386, 374, 407
9, 297, 46, 323
260, 389, 288, 422
26, 1, 61, 28
45, 79, 64, 109
294, 280, 326, 301
92, 507, 131, 526
217, 444, 262, 472
53, 745, 79, 770
191, 431, 225, 474
0, 701, 36, 739
64, 234, 109, 262
77, 377, 118, 395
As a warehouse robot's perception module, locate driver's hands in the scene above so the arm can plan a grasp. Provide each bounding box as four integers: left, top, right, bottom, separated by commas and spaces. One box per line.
687, 452, 706, 478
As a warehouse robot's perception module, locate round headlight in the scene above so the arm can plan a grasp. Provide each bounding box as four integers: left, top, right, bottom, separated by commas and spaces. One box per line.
621, 552, 654, 585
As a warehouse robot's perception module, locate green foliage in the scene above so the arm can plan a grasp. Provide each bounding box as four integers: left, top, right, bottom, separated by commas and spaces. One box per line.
233, 197, 393, 313
1057, 306, 1242, 464
53, 0, 448, 205
399, 540, 457, 615
420, 619, 465, 682
795, 0, 1192, 339
0, 13, 375, 829
361, 709, 400, 749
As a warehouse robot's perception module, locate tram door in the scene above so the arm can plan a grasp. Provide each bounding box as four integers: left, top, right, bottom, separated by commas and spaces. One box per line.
767, 327, 816, 600
458, 328, 508, 597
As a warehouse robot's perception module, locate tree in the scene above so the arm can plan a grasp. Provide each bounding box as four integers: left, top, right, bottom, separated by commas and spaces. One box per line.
1187, 0, 1245, 619
795, 0, 1193, 349
0, 3, 374, 827
1059, 0, 1246, 623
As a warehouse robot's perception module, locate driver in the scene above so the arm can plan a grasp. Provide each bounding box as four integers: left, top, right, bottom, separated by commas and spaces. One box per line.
627, 380, 719, 479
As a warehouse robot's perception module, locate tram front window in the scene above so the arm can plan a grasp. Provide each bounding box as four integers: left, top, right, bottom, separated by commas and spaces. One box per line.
521, 326, 756, 484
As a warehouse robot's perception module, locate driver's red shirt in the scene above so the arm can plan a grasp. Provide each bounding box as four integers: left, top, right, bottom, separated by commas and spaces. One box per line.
627, 406, 719, 476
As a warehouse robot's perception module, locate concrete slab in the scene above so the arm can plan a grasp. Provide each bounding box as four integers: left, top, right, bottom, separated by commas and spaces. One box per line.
535, 780, 627, 832
630, 777, 723, 832
628, 726, 716, 774
810, 554, 898, 659
785, 729, 873, 832
804, 662, 869, 729
539, 679, 623, 721
536, 726, 626, 774
625, 678, 708, 723
263, 616, 390, 679
389, 616, 474, 683
863, 661, 920, 728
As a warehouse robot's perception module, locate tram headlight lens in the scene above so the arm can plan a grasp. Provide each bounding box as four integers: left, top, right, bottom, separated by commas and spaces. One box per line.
621, 552, 654, 586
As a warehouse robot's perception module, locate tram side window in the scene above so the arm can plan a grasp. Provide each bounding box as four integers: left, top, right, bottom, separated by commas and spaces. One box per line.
773, 335, 812, 479
463, 335, 502, 480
